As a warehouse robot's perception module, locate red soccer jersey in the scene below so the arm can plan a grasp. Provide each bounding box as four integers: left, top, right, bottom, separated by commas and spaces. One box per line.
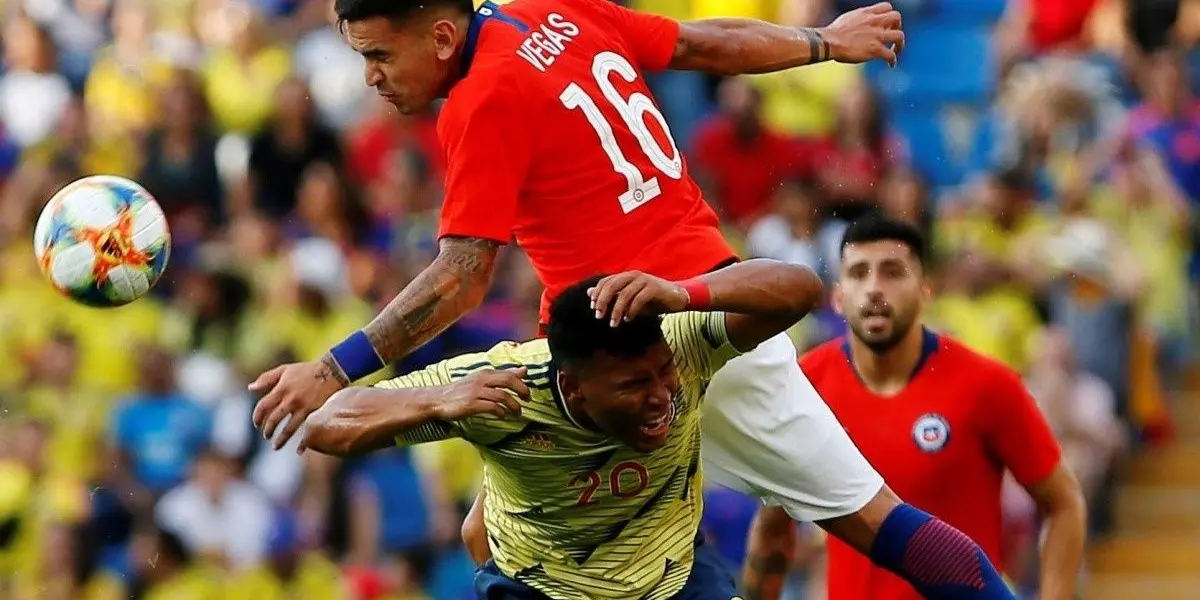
800, 330, 1062, 600
436, 0, 737, 323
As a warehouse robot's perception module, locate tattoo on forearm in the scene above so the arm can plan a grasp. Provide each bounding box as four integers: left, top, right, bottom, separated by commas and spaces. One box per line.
317, 354, 351, 387
742, 549, 790, 600
364, 237, 499, 363
799, 28, 831, 63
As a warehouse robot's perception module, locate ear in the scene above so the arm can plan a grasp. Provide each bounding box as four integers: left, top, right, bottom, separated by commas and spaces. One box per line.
831, 283, 845, 317
432, 19, 459, 62
920, 276, 933, 304
558, 370, 584, 404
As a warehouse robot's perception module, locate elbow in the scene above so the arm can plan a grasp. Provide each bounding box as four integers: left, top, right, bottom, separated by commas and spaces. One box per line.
1056, 485, 1089, 528
782, 264, 824, 319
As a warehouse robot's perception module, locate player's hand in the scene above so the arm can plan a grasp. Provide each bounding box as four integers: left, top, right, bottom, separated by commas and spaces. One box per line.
435, 368, 529, 420
250, 360, 346, 450
822, 2, 905, 67
588, 271, 689, 327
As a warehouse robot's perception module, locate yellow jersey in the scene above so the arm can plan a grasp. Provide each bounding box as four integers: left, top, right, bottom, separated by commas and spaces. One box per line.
378, 312, 740, 600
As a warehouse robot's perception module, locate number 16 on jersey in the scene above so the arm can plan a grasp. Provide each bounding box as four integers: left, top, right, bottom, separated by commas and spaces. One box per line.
560, 51, 683, 214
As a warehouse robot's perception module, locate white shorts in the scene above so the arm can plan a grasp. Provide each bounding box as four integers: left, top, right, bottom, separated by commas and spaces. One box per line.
700, 333, 884, 522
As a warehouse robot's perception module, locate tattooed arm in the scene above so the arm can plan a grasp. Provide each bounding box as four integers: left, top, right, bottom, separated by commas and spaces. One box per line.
669, 2, 903, 75
253, 236, 500, 449
320, 237, 500, 384
742, 506, 798, 600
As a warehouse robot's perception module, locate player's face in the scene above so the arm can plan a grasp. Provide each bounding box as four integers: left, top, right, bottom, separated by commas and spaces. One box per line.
564, 343, 679, 453
834, 241, 930, 353
344, 16, 461, 115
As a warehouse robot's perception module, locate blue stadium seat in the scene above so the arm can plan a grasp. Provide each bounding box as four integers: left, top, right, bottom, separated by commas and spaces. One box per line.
917, 0, 1007, 26
889, 104, 985, 187
867, 24, 995, 105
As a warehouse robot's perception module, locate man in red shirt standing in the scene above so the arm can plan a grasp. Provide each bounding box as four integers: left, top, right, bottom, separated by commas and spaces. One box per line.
743, 216, 1088, 600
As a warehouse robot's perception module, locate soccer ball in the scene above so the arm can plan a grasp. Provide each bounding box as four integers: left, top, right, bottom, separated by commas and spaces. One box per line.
33, 175, 171, 307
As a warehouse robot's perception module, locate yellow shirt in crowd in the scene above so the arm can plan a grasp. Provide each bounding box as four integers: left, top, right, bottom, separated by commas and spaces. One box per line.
84, 49, 175, 136
203, 46, 292, 134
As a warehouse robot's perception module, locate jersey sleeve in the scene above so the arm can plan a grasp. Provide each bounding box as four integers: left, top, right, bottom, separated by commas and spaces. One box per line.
981, 364, 1063, 488
374, 350, 530, 446
662, 311, 741, 384
592, 0, 681, 72
437, 76, 532, 244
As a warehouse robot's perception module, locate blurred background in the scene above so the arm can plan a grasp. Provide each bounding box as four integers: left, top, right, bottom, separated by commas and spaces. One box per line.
0, 0, 1198, 598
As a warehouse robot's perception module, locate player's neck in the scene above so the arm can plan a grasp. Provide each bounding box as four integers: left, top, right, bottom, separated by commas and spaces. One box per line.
849, 326, 925, 396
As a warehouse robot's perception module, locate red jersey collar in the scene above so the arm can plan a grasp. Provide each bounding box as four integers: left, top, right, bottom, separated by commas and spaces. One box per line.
840, 327, 940, 385
461, 1, 529, 75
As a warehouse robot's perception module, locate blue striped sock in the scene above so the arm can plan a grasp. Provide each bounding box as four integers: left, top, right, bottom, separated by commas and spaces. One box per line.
870, 503, 1018, 599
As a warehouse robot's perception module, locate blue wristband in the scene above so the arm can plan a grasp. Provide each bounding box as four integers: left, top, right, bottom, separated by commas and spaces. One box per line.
329, 330, 385, 382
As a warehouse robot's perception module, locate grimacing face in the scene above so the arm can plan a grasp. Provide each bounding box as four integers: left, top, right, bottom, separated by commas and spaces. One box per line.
834, 240, 930, 353
560, 342, 679, 453
344, 15, 461, 115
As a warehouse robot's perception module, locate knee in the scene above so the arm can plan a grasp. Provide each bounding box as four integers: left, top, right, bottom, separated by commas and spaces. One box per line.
749, 506, 797, 550
753, 505, 794, 532
816, 484, 902, 555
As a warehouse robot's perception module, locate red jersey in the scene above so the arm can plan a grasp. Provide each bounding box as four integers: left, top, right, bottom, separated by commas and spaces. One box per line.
436, 0, 737, 323
801, 331, 1062, 600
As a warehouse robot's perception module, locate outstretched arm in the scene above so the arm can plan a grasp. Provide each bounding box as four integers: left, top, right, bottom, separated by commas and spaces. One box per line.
252, 236, 500, 449
323, 236, 501, 384
303, 367, 528, 456
669, 1, 904, 75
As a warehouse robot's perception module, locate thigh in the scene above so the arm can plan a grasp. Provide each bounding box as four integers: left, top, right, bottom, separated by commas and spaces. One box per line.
473, 561, 552, 600
700, 334, 884, 522
672, 537, 741, 600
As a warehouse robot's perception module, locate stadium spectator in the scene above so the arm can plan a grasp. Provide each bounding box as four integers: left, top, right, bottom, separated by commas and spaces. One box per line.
809, 80, 902, 221
155, 449, 275, 569
1026, 328, 1126, 509
745, 178, 843, 283
0, 14, 72, 148
201, 3, 291, 134
245, 77, 342, 219
110, 347, 213, 495
83, 0, 174, 139
691, 77, 808, 228
139, 70, 225, 229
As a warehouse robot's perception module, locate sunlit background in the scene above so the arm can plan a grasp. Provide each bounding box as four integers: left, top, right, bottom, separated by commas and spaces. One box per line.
0, 0, 1197, 599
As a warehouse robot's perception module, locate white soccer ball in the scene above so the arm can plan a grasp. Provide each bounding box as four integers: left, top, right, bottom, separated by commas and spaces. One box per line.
33, 175, 171, 307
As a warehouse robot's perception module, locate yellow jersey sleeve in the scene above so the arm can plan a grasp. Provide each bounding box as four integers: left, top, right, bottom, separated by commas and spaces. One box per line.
660, 311, 740, 384
375, 341, 544, 446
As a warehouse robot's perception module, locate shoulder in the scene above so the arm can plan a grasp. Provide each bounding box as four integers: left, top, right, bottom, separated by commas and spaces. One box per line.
798, 338, 848, 378
447, 338, 552, 373
440, 65, 529, 132
936, 335, 1025, 392
661, 312, 725, 349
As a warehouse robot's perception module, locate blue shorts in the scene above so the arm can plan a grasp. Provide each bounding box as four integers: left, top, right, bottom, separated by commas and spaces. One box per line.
473, 534, 740, 600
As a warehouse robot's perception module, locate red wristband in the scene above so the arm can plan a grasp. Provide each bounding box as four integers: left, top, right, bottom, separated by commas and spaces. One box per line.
679, 277, 712, 310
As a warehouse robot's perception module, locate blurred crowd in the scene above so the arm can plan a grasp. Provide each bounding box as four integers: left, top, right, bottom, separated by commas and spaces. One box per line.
0, 0, 1197, 598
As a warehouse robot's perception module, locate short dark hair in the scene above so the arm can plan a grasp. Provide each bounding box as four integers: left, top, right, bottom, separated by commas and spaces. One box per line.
839, 213, 927, 266
335, 0, 474, 29
546, 276, 666, 371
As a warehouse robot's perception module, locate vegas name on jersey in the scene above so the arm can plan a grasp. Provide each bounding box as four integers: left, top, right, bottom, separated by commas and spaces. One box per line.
377, 312, 741, 600
437, 0, 737, 324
